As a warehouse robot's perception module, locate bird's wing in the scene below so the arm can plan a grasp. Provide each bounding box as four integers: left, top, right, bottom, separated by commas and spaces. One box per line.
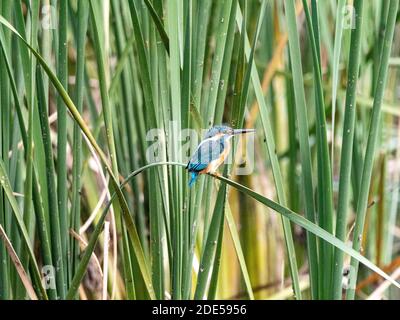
187, 139, 224, 172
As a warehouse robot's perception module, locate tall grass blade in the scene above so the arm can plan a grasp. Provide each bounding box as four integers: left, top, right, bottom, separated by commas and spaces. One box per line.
283, 0, 318, 298
303, 0, 335, 298
0, 15, 155, 300
332, 0, 365, 300
0, 160, 47, 299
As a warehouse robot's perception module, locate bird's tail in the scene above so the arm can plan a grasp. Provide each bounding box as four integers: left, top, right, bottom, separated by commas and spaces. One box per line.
188, 172, 198, 188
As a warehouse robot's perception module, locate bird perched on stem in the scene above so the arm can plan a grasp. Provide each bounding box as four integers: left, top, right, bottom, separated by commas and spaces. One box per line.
186, 125, 255, 187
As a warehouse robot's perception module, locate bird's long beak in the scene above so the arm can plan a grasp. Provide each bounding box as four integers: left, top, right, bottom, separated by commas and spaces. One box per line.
232, 129, 256, 135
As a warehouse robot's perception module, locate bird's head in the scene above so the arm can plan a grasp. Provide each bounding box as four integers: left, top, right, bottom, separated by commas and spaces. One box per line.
204, 125, 255, 139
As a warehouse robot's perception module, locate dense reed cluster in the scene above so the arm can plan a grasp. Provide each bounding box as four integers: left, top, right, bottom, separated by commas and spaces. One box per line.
0, 0, 399, 300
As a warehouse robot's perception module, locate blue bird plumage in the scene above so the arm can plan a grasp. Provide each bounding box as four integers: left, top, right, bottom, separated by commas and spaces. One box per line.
186, 125, 255, 187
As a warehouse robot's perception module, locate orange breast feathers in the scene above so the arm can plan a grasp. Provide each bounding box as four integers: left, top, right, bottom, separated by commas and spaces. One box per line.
199, 139, 231, 174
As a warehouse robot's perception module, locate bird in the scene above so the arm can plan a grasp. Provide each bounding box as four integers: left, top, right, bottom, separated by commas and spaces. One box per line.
186, 125, 255, 187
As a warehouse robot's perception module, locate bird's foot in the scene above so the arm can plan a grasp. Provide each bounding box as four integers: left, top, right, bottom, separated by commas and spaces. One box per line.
210, 171, 222, 178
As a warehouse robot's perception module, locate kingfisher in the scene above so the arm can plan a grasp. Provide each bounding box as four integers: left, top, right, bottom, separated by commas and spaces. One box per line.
186, 125, 255, 187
